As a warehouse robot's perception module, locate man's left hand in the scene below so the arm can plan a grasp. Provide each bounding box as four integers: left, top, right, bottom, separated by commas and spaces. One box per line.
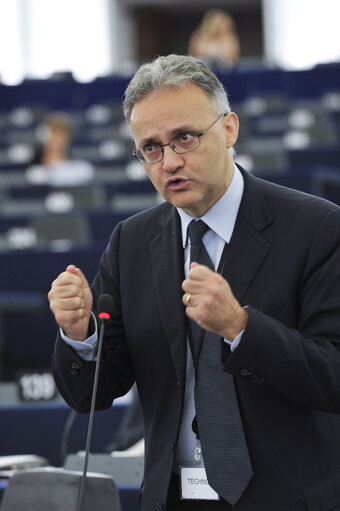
182, 262, 248, 341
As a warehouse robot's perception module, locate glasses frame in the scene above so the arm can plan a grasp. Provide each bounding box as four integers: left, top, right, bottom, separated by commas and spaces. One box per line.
133, 112, 227, 164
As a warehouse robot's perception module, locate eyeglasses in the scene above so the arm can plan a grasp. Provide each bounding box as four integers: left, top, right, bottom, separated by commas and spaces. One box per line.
133, 113, 226, 164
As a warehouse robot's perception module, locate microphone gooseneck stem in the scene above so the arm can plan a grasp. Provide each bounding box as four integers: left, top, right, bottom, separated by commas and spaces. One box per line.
77, 317, 106, 511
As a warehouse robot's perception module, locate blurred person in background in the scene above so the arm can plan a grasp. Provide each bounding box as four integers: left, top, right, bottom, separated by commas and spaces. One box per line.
26, 111, 94, 186
188, 9, 240, 67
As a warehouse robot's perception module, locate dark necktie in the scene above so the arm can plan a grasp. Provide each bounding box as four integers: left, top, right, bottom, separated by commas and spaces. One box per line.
188, 219, 253, 505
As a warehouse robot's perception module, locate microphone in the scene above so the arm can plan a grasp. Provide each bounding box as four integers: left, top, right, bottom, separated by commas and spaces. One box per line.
98, 294, 114, 321
77, 294, 114, 511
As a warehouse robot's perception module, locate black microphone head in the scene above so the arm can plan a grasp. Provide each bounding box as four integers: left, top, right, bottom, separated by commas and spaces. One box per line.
98, 294, 114, 320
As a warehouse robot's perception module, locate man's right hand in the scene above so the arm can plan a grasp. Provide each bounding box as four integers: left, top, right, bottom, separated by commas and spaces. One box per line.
48, 264, 93, 341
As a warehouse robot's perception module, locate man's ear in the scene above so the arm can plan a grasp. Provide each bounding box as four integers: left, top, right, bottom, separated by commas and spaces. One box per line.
223, 112, 239, 148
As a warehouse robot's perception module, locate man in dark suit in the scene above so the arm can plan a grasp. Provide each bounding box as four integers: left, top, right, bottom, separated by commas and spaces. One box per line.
48, 55, 340, 511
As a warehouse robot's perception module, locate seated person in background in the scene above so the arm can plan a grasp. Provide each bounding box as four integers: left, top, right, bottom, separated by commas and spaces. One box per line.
26, 111, 94, 186
188, 9, 240, 67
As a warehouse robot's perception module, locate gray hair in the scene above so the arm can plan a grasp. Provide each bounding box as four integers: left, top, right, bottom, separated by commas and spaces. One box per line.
123, 54, 231, 123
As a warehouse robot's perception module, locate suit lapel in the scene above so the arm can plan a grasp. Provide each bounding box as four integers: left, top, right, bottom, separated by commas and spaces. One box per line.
222, 168, 273, 304
149, 169, 272, 380
150, 206, 187, 384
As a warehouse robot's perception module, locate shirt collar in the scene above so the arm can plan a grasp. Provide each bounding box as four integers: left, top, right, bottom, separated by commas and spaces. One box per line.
177, 163, 244, 248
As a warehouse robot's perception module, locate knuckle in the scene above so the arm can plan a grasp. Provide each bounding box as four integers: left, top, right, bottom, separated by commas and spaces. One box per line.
74, 296, 84, 308
208, 286, 218, 299
66, 296, 82, 310
49, 298, 56, 312
75, 282, 84, 293
205, 293, 215, 307
56, 272, 67, 284
71, 287, 82, 300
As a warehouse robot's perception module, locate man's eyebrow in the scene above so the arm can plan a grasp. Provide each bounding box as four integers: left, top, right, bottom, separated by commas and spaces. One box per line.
138, 136, 160, 148
137, 123, 199, 148
172, 123, 199, 135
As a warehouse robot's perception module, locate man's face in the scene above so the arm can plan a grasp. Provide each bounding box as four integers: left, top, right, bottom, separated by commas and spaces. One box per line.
130, 83, 239, 218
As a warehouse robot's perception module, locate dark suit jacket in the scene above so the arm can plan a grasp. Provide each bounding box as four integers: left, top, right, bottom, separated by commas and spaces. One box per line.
52, 167, 340, 511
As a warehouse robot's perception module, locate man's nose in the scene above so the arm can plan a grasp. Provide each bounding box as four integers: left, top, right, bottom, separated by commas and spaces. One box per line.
161, 145, 184, 172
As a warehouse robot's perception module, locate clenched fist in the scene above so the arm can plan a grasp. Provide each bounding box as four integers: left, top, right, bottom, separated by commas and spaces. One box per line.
48, 264, 93, 341
182, 262, 248, 341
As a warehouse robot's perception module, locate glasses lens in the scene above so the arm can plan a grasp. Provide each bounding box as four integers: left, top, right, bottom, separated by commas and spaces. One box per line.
170, 134, 200, 154
136, 145, 162, 164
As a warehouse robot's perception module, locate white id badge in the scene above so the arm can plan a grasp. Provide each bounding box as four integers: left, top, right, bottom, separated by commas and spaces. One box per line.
180, 466, 220, 500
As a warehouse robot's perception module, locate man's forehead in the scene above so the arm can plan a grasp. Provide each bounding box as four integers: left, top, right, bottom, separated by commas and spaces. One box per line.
132, 83, 212, 113
130, 84, 214, 134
